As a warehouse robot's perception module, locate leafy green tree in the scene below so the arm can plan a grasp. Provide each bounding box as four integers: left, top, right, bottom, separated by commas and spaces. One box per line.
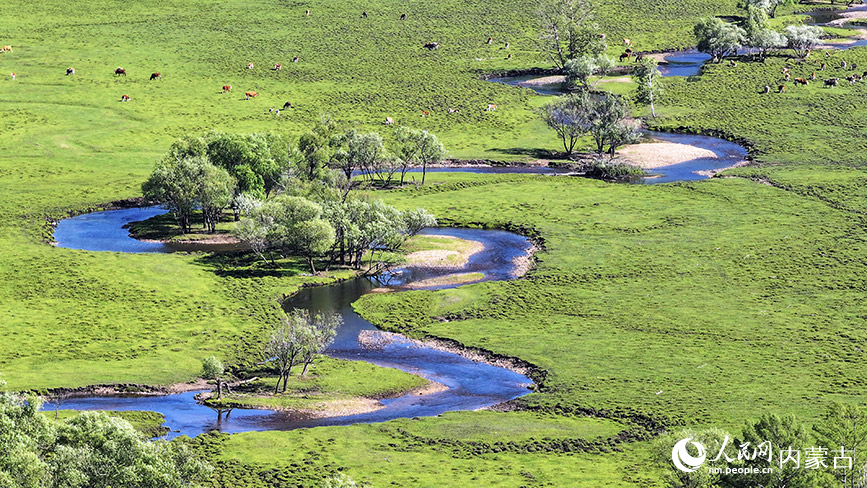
202, 356, 225, 400
198, 163, 235, 233
539, 92, 591, 155
634, 58, 663, 118
0, 390, 210, 487
393, 128, 446, 185
535, 0, 606, 68
813, 403, 867, 488
297, 312, 342, 376
142, 155, 207, 234
265, 310, 310, 393
736, 413, 829, 488
784, 25, 823, 58
653, 427, 733, 488
295, 115, 339, 181
751, 28, 787, 59
588, 94, 638, 155
739, 0, 794, 19
694, 18, 746, 62
564, 54, 615, 90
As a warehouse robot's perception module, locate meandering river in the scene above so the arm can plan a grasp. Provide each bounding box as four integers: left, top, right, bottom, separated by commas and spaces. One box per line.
51, 209, 533, 438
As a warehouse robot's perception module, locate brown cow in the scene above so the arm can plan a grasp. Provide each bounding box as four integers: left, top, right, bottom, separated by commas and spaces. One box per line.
246, 62, 254, 69
384, 117, 394, 125
273, 63, 282, 70
222, 85, 232, 93
245, 91, 258, 99
486, 103, 497, 111
114, 67, 126, 76
1, 46, 11, 52
777, 84, 786, 93
793, 78, 808, 86
623, 38, 632, 47
421, 110, 429, 117
811, 72, 816, 80
150, 72, 161, 80
619, 52, 630, 62
120, 94, 130, 102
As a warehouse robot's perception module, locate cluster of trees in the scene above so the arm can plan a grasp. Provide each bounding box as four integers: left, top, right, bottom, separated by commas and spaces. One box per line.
143, 121, 446, 235
263, 309, 342, 393
540, 91, 640, 156
234, 180, 435, 273
657, 404, 867, 488
0, 380, 210, 487
695, 1, 822, 62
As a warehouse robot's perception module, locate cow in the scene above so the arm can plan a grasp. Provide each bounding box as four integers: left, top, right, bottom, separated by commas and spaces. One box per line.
777, 84, 785, 93
782, 67, 789, 74
852, 63, 858, 71
66, 68, 75, 76
847, 75, 860, 84
273, 63, 282, 70
762, 85, 770, 94
729, 60, 737, 68
619, 52, 630, 62
384, 117, 394, 125
824, 78, 839, 87
506, 53, 512, 60
811, 72, 817, 80
841, 61, 848, 69
361, 10, 367, 18
245, 91, 258, 99
114, 67, 126, 76
275, 109, 280, 116
486, 103, 497, 111
120, 94, 130, 102
1, 46, 11, 52
10, 72, 14, 80
150, 72, 161, 80
623, 38, 632, 47
282, 101, 293, 109
292, 56, 299, 63
247, 63, 254, 69
793, 78, 808, 86
421, 110, 429, 117
447, 108, 459, 113
424, 42, 439, 50
784, 72, 790, 81
504, 42, 510, 49
821, 63, 827, 71
487, 37, 493, 44
863, 71, 867, 78
306, 9, 310, 16
400, 13, 407, 20
222, 85, 232, 93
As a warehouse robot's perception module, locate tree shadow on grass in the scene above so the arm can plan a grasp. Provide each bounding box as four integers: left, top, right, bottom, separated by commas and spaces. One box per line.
192, 251, 313, 279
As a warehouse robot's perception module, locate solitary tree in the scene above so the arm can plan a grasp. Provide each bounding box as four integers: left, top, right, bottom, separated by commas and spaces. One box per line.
694, 17, 746, 62
535, 0, 606, 69
784, 25, 823, 58
634, 57, 663, 118
539, 92, 591, 155
264, 311, 308, 393
142, 155, 208, 234
298, 311, 343, 376
202, 356, 226, 400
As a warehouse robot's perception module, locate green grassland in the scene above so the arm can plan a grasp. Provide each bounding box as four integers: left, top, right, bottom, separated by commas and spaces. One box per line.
204, 356, 428, 411
3, 0, 867, 486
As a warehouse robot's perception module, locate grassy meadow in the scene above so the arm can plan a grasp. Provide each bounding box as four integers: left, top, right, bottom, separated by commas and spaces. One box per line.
1, 0, 867, 486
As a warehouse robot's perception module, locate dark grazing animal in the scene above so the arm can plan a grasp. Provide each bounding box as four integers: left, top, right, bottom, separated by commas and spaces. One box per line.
114, 67, 126, 76
150, 72, 161, 80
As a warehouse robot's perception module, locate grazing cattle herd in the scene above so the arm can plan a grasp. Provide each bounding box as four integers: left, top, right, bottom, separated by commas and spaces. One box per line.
4, 9, 862, 122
